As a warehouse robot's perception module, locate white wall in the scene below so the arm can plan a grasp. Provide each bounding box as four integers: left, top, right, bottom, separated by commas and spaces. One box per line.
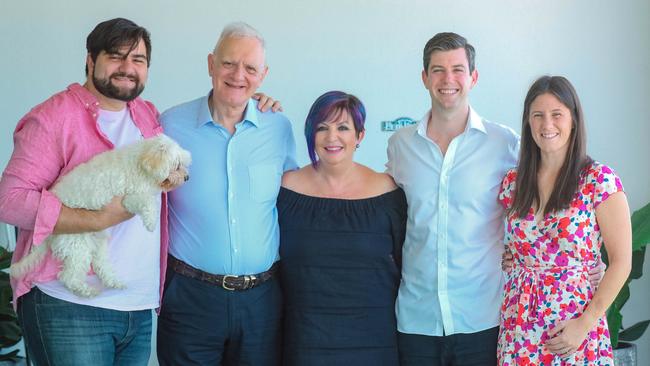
1, 1, 648, 364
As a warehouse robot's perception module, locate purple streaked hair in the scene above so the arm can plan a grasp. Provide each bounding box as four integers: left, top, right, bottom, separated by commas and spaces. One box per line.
304, 91, 366, 168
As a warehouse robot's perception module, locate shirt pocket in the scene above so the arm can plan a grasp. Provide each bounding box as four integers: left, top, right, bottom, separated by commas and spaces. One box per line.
248, 161, 282, 202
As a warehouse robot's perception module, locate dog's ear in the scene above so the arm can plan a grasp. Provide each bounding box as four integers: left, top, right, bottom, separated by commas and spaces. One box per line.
139, 136, 173, 182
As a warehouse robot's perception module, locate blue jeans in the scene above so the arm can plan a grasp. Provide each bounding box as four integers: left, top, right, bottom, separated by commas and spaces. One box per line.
18, 287, 153, 366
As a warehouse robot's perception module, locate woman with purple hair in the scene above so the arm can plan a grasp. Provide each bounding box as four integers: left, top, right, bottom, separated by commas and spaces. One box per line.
278, 91, 406, 365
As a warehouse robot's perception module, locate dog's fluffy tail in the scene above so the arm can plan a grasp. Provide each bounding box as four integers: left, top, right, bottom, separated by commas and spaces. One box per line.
10, 243, 49, 279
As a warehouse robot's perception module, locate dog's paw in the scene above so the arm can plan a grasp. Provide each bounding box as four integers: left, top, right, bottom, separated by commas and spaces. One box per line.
142, 216, 156, 232
103, 278, 126, 290
70, 284, 101, 298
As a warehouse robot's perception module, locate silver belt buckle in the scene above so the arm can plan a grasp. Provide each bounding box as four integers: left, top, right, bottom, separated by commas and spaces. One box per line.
222, 275, 238, 291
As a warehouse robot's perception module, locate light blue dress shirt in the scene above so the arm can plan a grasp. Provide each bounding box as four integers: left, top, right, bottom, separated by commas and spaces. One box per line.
387, 107, 519, 336
161, 93, 297, 275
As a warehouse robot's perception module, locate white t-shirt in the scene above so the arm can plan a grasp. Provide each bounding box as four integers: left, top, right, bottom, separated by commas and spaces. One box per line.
38, 107, 162, 311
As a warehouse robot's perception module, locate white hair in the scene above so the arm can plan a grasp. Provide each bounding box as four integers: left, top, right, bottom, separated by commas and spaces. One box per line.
213, 22, 266, 55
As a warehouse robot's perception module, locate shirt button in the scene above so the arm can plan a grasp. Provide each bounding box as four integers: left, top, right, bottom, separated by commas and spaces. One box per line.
231, 218, 236, 224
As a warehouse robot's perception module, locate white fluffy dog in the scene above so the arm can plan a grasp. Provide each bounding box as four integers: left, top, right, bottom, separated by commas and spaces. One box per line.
11, 134, 191, 297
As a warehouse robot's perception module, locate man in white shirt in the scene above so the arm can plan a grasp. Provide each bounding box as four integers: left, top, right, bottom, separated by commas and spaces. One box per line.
386, 32, 519, 365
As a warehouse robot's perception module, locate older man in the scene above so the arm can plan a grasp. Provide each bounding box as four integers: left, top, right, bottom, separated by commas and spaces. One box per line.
157, 22, 296, 365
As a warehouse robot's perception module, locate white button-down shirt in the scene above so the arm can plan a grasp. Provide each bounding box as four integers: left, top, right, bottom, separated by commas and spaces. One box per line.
386, 107, 519, 336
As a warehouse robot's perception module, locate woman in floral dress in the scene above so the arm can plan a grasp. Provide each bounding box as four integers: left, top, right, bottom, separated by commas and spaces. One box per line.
497, 76, 632, 365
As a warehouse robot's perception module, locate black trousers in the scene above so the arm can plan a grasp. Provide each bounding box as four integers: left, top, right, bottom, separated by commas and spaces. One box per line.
398, 326, 499, 366
157, 265, 283, 366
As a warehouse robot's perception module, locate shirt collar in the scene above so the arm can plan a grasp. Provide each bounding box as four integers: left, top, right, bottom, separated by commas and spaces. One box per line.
68, 83, 98, 109
242, 98, 260, 127
196, 92, 213, 128
467, 106, 487, 134
196, 91, 259, 128
68, 82, 140, 113
416, 110, 430, 137
416, 105, 487, 137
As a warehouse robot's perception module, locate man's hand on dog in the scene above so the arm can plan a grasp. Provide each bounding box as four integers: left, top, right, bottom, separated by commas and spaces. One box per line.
54, 196, 133, 234
98, 196, 135, 229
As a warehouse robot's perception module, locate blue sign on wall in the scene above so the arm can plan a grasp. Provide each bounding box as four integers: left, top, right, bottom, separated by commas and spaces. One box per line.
381, 117, 417, 132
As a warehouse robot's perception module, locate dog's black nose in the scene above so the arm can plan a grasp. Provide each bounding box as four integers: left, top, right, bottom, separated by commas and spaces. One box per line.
184, 175, 190, 182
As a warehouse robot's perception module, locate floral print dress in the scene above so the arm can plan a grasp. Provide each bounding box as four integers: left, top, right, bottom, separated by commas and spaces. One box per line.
497, 162, 623, 365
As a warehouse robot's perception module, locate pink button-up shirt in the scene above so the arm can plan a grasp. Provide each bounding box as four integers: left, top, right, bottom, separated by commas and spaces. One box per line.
0, 83, 169, 309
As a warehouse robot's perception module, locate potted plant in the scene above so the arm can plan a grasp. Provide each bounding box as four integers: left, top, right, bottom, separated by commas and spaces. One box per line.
0, 245, 22, 364
603, 201, 650, 365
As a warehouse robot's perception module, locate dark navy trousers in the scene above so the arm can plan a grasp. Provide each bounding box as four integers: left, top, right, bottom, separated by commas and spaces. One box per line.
398, 326, 499, 366
156, 266, 283, 366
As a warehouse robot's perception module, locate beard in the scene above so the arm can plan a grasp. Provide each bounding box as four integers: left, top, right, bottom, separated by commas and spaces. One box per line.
92, 71, 144, 102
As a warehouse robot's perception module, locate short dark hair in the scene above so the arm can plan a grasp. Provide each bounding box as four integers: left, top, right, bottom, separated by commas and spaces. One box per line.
304, 91, 366, 169
423, 32, 475, 73
510, 75, 593, 218
85, 18, 151, 75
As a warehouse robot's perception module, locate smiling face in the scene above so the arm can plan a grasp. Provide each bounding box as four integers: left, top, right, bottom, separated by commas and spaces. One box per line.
87, 38, 148, 103
528, 93, 574, 159
422, 48, 477, 113
314, 110, 364, 167
208, 36, 268, 109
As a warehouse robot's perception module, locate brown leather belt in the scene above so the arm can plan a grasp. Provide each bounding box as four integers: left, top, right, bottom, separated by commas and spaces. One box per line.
168, 256, 278, 291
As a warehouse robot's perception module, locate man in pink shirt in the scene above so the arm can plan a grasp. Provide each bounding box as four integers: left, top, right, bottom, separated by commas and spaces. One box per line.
0, 18, 171, 365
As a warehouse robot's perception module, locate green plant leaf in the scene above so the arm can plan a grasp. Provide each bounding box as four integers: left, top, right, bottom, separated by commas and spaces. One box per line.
607, 281, 631, 349
0, 247, 12, 269
0, 306, 17, 318
0, 321, 21, 347
607, 309, 623, 349
609, 283, 630, 314
605, 201, 650, 348
619, 320, 650, 342
0, 247, 21, 353
629, 246, 646, 280
0, 314, 18, 323
0, 349, 20, 361
632, 202, 650, 251
601, 245, 609, 266
0, 318, 21, 336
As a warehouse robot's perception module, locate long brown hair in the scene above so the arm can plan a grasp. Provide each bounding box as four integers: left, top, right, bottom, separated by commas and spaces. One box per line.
510, 76, 593, 218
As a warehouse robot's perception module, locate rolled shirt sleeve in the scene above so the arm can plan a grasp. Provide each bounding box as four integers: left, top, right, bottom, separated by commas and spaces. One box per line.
0, 111, 63, 245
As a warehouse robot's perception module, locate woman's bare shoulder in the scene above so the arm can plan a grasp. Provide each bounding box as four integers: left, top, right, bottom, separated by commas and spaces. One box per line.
282, 165, 314, 191
358, 165, 398, 195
